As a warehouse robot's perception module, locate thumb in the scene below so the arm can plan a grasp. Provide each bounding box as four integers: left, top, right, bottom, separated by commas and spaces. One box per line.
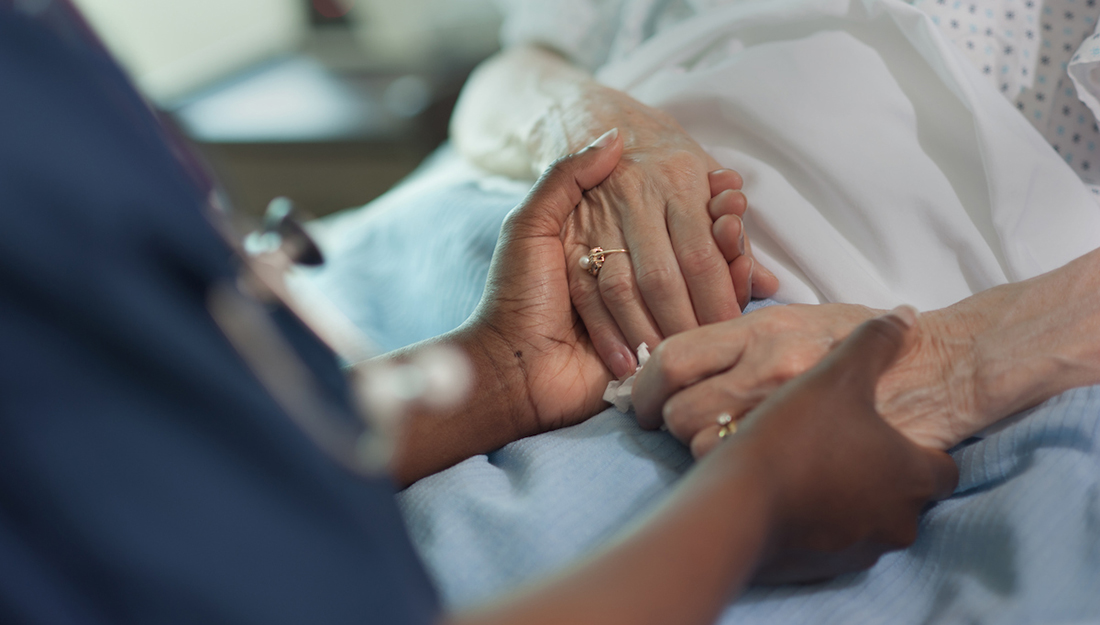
920, 447, 960, 501
827, 305, 918, 389
512, 128, 624, 237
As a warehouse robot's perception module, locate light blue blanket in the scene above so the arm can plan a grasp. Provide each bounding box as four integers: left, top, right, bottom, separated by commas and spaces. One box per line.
306, 148, 1100, 624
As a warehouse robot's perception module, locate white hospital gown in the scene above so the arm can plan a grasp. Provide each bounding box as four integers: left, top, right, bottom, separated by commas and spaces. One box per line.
497, 0, 1100, 188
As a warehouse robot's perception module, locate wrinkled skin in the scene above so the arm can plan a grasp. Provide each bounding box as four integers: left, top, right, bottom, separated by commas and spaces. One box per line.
633, 301, 988, 457
554, 87, 778, 378
634, 304, 876, 456
717, 314, 959, 583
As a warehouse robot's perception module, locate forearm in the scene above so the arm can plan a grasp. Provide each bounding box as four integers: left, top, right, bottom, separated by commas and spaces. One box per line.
880, 247, 1100, 446
450, 45, 612, 178
447, 446, 773, 625
968, 247, 1100, 421
375, 326, 536, 488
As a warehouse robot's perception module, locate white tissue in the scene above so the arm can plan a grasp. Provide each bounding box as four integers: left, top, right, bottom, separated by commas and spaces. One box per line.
602, 343, 650, 413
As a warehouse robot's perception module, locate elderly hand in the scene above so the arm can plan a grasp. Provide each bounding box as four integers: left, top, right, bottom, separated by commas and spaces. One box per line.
720, 310, 958, 583
633, 304, 878, 456
451, 45, 778, 379
632, 300, 993, 457
557, 89, 778, 378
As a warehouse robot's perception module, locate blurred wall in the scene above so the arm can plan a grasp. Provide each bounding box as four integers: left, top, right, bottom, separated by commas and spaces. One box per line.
352, 0, 501, 68
72, 0, 307, 104
68, 0, 503, 217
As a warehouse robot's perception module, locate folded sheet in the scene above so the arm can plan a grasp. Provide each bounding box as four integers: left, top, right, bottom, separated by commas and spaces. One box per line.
595, 0, 1100, 308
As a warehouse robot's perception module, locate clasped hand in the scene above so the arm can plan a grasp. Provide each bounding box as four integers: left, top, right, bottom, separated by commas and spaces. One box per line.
723, 312, 958, 583
556, 87, 778, 378
463, 133, 956, 584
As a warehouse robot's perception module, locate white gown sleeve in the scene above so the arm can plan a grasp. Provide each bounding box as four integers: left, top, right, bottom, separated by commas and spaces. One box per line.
494, 0, 629, 70
1068, 25, 1100, 125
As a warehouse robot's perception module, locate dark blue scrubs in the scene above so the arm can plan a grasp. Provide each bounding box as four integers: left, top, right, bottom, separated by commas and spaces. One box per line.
0, 3, 439, 623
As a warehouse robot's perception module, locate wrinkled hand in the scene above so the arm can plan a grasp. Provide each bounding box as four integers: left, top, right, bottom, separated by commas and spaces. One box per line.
724, 311, 958, 583
633, 300, 989, 455
634, 304, 877, 457
557, 88, 778, 379
875, 304, 983, 449
465, 130, 627, 435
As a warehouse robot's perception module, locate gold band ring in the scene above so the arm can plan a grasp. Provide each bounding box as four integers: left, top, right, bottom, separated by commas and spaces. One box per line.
717, 412, 737, 439
580, 246, 629, 277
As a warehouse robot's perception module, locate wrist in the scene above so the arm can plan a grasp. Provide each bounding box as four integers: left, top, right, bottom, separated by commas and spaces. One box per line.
451, 320, 543, 441
660, 437, 777, 591
875, 303, 985, 448
880, 250, 1100, 448
698, 437, 785, 556
528, 80, 618, 174
967, 259, 1100, 422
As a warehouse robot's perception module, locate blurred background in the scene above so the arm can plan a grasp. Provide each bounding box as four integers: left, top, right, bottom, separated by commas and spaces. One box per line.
71, 0, 503, 216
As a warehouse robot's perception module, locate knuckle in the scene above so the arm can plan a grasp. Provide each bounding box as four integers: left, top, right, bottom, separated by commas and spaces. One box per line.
635, 261, 679, 296
771, 350, 816, 380
650, 340, 685, 383
677, 243, 725, 283
598, 270, 636, 307
661, 397, 695, 441
569, 273, 598, 304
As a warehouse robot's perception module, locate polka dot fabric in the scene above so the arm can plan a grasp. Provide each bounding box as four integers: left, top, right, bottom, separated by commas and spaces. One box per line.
915, 0, 1100, 186
912, 0, 1043, 98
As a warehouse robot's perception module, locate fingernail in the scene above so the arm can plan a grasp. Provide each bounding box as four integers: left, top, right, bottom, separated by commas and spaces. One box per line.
736, 215, 746, 256
588, 128, 619, 150
608, 348, 634, 379
743, 258, 755, 308
884, 304, 919, 328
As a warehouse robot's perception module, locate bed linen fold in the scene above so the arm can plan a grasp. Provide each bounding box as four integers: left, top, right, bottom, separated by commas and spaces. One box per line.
595, 0, 1100, 308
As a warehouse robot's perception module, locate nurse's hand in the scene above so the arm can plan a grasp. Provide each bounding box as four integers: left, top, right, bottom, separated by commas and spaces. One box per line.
730, 311, 959, 583
461, 129, 627, 436
392, 129, 628, 485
